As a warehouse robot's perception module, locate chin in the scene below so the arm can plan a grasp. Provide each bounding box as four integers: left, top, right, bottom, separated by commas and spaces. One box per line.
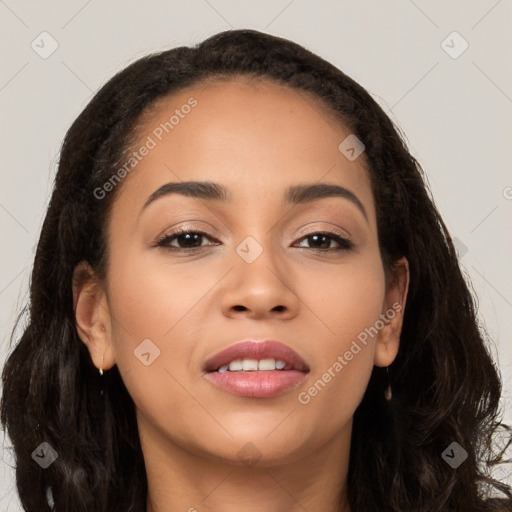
202, 431, 313, 468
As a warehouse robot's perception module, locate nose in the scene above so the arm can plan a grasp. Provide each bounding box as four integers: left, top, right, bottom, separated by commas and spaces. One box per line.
220, 239, 300, 320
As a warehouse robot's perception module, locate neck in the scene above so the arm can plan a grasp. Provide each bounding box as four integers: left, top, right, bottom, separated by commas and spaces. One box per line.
140, 413, 353, 512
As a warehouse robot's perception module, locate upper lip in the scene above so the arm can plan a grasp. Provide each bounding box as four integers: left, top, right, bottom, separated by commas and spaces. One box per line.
203, 340, 310, 373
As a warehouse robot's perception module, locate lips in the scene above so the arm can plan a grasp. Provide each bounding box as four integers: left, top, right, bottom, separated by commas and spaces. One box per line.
203, 339, 310, 398
203, 339, 310, 373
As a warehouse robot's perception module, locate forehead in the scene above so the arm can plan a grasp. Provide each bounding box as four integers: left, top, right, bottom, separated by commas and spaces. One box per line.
139, 76, 355, 152
111, 77, 374, 221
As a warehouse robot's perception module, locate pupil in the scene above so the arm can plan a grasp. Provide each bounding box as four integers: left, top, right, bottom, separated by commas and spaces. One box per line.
179, 233, 201, 247
311, 234, 329, 249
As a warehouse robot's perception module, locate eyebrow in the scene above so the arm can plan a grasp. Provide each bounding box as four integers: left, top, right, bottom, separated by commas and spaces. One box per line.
141, 180, 368, 222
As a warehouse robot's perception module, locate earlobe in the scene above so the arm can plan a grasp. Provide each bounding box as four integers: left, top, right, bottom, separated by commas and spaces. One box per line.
72, 261, 116, 371
374, 256, 410, 367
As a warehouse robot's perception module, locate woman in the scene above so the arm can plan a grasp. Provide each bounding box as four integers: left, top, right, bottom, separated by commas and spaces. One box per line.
1, 28, 510, 512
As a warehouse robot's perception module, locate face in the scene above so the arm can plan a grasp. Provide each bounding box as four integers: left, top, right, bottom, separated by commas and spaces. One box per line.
76, 78, 408, 467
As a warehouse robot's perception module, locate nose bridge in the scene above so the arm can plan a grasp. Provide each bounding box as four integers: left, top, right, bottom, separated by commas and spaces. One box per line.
235, 232, 287, 288
221, 231, 299, 317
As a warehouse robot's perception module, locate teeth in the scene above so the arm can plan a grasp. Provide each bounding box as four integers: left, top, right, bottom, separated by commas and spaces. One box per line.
229, 360, 243, 371
242, 359, 259, 371
218, 358, 290, 372
258, 358, 276, 370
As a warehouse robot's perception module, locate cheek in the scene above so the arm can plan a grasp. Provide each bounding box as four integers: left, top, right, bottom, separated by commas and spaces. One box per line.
106, 245, 214, 345
104, 248, 233, 417
299, 251, 386, 345
295, 256, 385, 422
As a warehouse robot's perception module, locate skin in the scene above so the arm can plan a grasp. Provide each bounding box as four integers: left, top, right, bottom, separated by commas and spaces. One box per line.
73, 78, 409, 512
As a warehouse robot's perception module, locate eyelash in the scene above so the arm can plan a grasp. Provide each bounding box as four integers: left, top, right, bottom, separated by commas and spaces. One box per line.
153, 227, 354, 253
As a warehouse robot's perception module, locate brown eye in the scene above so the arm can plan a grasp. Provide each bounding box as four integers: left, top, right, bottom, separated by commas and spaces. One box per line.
295, 232, 354, 251
154, 229, 219, 251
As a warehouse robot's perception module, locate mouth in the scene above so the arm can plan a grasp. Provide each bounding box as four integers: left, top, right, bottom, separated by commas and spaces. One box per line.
203, 339, 310, 398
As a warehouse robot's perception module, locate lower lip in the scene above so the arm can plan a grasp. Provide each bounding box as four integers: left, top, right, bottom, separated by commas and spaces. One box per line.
205, 370, 308, 398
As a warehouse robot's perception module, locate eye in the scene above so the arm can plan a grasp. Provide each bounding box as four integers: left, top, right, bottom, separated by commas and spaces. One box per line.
153, 228, 354, 253
153, 228, 220, 251
294, 231, 354, 251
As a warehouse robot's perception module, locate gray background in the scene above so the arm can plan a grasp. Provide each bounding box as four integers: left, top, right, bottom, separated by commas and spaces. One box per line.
1, 0, 511, 508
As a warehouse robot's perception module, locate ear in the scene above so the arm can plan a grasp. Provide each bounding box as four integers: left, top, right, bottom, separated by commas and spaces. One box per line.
374, 256, 409, 367
72, 260, 116, 372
